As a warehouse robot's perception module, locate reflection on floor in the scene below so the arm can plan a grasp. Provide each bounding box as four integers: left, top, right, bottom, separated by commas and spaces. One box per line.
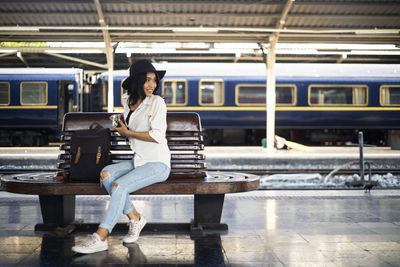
1, 190, 400, 266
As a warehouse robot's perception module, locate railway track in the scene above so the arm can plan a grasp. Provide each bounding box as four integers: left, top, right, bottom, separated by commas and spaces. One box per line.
208, 168, 400, 176
1, 168, 399, 176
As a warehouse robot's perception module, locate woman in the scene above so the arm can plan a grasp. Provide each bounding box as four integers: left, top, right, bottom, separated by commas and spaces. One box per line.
72, 59, 171, 254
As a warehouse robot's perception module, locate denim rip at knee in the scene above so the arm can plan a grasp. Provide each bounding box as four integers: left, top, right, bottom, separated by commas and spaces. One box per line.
100, 160, 136, 215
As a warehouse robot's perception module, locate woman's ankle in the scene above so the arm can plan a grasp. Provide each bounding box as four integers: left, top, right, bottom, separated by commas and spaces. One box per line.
96, 228, 109, 241
127, 210, 140, 221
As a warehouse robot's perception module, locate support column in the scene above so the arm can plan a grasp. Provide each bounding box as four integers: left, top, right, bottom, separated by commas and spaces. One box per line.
107, 52, 114, 113
264, 0, 294, 152
94, 0, 114, 112
265, 40, 277, 152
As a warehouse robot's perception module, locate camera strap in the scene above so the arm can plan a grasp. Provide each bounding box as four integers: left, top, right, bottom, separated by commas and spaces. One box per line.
125, 110, 133, 128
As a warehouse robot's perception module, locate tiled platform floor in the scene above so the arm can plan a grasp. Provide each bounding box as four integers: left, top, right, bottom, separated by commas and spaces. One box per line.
0, 190, 400, 266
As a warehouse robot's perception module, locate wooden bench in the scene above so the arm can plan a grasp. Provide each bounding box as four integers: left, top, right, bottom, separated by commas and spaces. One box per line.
1, 112, 259, 234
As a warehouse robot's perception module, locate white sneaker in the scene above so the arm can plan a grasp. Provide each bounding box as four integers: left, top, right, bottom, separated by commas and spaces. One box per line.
123, 216, 147, 243
72, 233, 108, 254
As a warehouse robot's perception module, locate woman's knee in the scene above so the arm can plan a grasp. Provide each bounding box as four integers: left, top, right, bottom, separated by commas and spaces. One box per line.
100, 171, 114, 189
111, 182, 126, 196
100, 170, 110, 181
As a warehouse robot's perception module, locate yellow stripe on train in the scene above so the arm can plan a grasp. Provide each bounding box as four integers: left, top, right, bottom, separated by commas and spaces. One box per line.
167, 106, 400, 111
0, 106, 58, 109
105, 106, 400, 112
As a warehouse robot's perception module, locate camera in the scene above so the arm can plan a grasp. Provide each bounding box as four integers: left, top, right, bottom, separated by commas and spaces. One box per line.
112, 114, 121, 127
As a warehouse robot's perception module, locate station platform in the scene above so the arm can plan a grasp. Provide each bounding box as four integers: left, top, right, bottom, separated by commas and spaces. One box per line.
205, 146, 400, 171
0, 146, 399, 172
0, 190, 399, 266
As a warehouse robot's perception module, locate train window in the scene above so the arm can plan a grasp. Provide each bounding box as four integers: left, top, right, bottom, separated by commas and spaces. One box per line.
199, 79, 224, 105
380, 85, 400, 106
235, 84, 296, 106
236, 84, 265, 105
21, 82, 47, 105
162, 79, 187, 105
0, 82, 10, 105
276, 85, 296, 105
309, 85, 367, 106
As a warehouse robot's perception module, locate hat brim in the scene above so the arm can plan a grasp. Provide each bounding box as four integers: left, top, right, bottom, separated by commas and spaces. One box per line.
122, 70, 166, 90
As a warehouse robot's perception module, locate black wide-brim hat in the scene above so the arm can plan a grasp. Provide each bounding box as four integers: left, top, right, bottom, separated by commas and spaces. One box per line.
122, 59, 166, 89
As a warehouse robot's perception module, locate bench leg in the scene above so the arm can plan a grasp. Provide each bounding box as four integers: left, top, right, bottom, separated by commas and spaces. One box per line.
35, 195, 76, 231
193, 194, 227, 233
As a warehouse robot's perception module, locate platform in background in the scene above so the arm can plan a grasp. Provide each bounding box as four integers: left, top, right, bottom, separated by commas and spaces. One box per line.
0, 190, 399, 266
205, 146, 400, 170
1, 146, 399, 190
0, 146, 399, 170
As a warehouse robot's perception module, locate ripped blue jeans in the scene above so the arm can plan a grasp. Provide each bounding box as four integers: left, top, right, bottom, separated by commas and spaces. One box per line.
99, 160, 170, 234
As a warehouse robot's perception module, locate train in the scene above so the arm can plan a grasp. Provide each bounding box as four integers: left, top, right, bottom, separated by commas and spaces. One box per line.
0, 68, 82, 146
94, 63, 400, 146
1, 63, 400, 147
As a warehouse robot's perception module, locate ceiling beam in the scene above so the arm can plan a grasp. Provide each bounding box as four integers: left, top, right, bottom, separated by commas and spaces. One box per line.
2, 12, 399, 23
0, 51, 17, 58
16, 52, 29, 67
1, 34, 398, 44
2, 26, 398, 34
94, 0, 115, 113
93, 0, 113, 68
44, 52, 107, 69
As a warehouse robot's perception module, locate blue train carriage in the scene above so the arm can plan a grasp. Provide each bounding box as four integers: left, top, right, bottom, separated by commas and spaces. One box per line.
95, 63, 400, 146
0, 68, 82, 146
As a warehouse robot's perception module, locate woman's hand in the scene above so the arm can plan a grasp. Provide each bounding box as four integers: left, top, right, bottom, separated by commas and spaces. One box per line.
114, 117, 130, 137
110, 115, 157, 142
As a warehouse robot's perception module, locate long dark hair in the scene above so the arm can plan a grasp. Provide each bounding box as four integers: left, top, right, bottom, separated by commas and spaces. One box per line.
126, 72, 160, 106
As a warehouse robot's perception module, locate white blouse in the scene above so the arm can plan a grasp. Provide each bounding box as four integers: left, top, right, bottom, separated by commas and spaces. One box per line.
122, 93, 171, 168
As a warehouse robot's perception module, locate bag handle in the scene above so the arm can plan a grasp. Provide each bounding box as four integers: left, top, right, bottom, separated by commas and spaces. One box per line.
89, 122, 104, 129
74, 146, 81, 164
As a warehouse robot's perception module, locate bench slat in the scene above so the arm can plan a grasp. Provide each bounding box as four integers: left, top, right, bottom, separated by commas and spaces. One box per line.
63, 134, 204, 143
59, 153, 206, 161
57, 162, 206, 170
167, 136, 203, 142
108, 154, 206, 161
60, 144, 204, 151
170, 163, 207, 169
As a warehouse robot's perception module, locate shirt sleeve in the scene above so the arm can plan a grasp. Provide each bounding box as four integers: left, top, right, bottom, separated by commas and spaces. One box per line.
148, 96, 167, 143
122, 93, 130, 116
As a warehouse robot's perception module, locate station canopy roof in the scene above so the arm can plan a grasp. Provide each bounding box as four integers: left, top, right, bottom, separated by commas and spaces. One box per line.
0, 0, 400, 70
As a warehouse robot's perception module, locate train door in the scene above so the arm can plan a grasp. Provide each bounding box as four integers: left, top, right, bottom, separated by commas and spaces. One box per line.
57, 80, 74, 129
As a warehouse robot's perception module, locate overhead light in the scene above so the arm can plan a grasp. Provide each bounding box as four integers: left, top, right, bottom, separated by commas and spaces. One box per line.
355, 29, 400, 34
176, 47, 210, 51
172, 27, 218, 33
0, 26, 39, 32
317, 49, 351, 53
